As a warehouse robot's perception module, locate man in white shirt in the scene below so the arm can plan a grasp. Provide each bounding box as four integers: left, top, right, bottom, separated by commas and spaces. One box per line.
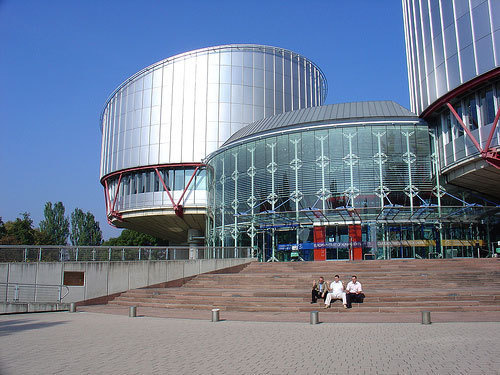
345, 275, 364, 308
324, 275, 347, 309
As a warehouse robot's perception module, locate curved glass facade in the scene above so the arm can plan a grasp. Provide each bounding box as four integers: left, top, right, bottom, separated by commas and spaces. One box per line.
99, 45, 327, 242
99, 8, 500, 250
206, 116, 494, 260
403, 0, 500, 114
432, 80, 500, 170
100, 44, 327, 179
104, 166, 207, 214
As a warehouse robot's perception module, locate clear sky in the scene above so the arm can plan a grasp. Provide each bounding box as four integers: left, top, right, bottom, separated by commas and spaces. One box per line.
0, 0, 410, 240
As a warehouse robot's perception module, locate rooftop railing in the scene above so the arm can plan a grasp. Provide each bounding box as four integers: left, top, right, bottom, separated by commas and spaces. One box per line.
0, 245, 254, 263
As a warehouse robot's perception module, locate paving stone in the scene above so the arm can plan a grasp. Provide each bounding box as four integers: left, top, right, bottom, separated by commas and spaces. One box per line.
0, 312, 499, 375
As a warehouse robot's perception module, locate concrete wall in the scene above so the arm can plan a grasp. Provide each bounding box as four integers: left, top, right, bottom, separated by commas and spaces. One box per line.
0, 302, 70, 314
1, 258, 253, 303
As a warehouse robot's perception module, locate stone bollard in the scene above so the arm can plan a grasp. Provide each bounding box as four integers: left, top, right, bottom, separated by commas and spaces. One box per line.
421, 311, 431, 325
211, 308, 220, 322
310, 311, 319, 325
69, 303, 76, 313
129, 306, 137, 318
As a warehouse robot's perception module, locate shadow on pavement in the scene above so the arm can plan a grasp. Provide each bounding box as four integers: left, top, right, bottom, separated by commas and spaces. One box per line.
0, 318, 67, 336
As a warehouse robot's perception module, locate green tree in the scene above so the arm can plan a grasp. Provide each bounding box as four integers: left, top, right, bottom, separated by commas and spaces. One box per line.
70, 208, 103, 246
39, 202, 69, 245
33, 229, 54, 245
0, 217, 6, 240
0, 213, 37, 245
102, 229, 167, 246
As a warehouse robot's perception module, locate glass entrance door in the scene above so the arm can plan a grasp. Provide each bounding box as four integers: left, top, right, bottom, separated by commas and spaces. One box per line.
325, 226, 349, 260
388, 225, 415, 259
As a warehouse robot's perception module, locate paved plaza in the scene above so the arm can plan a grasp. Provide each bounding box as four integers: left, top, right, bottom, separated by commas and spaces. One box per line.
1, 312, 499, 374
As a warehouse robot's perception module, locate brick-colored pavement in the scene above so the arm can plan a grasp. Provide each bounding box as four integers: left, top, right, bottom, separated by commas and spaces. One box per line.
78, 304, 500, 323
1, 312, 499, 374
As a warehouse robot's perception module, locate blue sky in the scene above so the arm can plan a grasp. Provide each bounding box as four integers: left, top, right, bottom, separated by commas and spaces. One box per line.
0, 0, 410, 240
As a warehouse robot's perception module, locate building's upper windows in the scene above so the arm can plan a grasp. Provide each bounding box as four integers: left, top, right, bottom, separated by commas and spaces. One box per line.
480, 88, 495, 125
451, 106, 464, 139
465, 96, 479, 131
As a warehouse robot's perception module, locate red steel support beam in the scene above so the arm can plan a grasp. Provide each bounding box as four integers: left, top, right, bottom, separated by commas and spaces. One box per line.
174, 165, 200, 212
446, 102, 483, 153
447, 102, 500, 169
104, 175, 124, 224
110, 173, 123, 213
154, 168, 176, 208
154, 166, 203, 217
104, 163, 205, 221
421, 67, 500, 119
483, 106, 500, 152
104, 179, 112, 215
103, 179, 115, 226
103, 188, 109, 218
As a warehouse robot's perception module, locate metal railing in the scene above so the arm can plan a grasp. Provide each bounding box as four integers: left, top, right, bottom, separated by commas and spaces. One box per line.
0, 282, 70, 303
0, 245, 254, 263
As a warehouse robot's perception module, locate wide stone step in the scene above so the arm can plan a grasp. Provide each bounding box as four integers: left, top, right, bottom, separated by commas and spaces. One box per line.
112, 293, 498, 308
112, 296, 489, 308
105, 258, 500, 315
108, 299, 500, 313
122, 288, 500, 300
180, 283, 493, 290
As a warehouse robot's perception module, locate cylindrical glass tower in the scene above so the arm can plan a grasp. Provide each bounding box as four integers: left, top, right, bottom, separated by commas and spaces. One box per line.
402, 0, 499, 115
99, 44, 327, 242
403, 0, 500, 202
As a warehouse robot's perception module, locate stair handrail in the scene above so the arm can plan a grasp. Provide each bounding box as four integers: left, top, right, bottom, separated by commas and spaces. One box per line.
0, 282, 70, 303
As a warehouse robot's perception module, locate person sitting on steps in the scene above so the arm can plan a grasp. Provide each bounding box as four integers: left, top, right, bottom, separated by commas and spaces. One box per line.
311, 276, 328, 304
345, 275, 365, 308
324, 274, 347, 309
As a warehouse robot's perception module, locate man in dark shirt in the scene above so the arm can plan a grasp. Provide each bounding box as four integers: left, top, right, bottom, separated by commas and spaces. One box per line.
311, 276, 328, 303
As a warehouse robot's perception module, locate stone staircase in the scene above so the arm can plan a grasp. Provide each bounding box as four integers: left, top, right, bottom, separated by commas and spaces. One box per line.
108, 258, 500, 313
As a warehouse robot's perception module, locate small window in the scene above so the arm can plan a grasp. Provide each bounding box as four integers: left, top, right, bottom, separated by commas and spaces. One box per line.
63, 272, 84, 286
145, 171, 152, 192
450, 107, 464, 139
480, 88, 495, 126
174, 169, 185, 190
465, 96, 478, 130
154, 172, 160, 192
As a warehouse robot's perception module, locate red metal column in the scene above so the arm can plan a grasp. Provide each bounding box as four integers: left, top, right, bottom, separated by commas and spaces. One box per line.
349, 225, 362, 260
313, 226, 326, 261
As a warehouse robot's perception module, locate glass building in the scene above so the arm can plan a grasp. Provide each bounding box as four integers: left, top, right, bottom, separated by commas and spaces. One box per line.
99, 4, 499, 256
402, 0, 500, 196
205, 101, 497, 260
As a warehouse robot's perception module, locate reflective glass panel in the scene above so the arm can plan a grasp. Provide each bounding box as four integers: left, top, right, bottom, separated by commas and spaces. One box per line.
232, 66, 242, 85
480, 88, 495, 125
460, 44, 476, 81
174, 169, 185, 190
457, 14, 473, 48
231, 51, 243, 66
472, 2, 490, 40
465, 96, 478, 130
475, 34, 495, 73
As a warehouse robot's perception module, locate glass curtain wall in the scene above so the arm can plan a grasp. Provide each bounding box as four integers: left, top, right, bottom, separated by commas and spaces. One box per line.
206, 121, 466, 259
434, 81, 500, 169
